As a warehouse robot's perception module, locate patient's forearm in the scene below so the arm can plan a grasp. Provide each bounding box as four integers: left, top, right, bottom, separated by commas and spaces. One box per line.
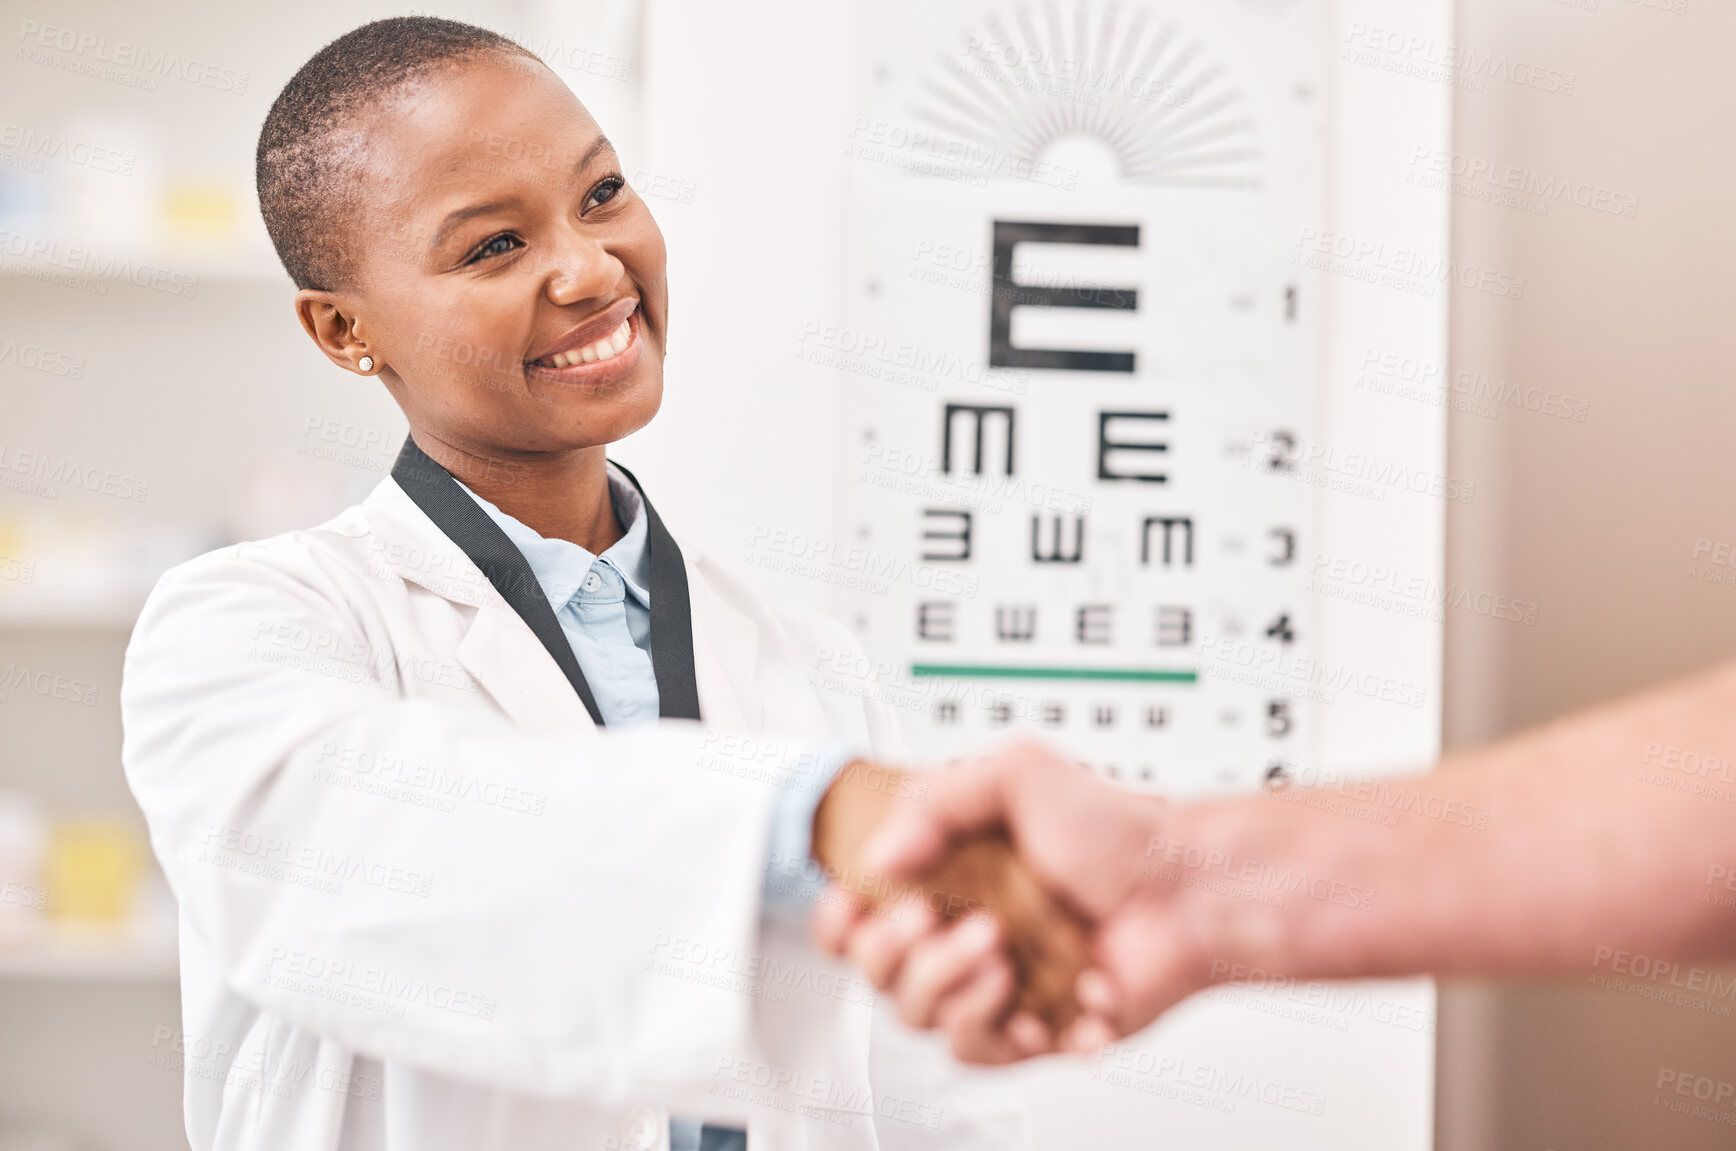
1171, 661, 1736, 983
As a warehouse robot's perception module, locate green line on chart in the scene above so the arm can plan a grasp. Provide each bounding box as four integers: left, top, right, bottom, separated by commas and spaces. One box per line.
909, 664, 1199, 684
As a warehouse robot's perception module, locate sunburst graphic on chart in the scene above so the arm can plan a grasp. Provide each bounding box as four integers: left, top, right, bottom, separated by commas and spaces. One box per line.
911, 2, 1261, 188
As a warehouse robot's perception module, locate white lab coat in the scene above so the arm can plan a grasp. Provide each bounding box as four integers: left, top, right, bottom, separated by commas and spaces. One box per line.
121, 473, 1028, 1151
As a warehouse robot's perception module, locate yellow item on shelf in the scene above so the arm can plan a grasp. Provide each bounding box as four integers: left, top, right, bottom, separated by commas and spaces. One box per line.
44, 820, 144, 922
162, 182, 239, 242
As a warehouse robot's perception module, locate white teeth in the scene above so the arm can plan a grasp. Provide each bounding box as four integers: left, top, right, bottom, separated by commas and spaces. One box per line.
543, 316, 633, 368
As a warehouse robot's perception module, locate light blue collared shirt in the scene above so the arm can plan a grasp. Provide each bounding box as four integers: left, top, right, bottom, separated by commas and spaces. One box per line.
456, 466, 844, 909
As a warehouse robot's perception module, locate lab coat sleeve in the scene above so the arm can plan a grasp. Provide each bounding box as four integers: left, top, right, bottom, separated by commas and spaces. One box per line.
120, 540, 797, 1103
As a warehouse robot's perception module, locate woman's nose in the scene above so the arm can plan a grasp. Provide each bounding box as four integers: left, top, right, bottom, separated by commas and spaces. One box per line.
543, 232, 624, 306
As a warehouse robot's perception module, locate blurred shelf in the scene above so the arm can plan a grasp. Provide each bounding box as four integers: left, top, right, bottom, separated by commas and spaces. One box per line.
0, 595, 145, 631
0, 250, 287, 289
0, 921, 177, 981
0, 519, 219, 631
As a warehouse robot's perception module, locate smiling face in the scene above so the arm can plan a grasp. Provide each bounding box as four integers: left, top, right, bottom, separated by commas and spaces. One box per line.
298, 54, 667, 465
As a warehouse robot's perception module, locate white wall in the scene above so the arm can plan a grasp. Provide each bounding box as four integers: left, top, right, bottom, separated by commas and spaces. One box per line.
621, 0, 856, 604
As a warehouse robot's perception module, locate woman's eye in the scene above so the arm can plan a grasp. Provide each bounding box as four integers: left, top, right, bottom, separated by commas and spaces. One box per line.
585, 177, 625, 212
466, 233, 522, 264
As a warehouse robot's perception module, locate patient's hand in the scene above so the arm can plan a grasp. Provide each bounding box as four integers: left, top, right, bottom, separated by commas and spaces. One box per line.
810, 761, 1092, 1056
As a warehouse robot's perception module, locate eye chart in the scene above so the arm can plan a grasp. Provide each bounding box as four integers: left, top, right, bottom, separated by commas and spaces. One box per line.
834, 2, 1446, 1146
840, 2, 1325, 798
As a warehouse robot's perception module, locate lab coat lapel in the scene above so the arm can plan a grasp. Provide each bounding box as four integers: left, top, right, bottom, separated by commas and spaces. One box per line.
364, 478, 595, 734
687, 556, 760, 732
454, 605, 596, 734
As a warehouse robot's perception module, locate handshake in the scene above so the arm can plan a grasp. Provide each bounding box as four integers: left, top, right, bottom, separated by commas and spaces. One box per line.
806, 742, 1211, 1064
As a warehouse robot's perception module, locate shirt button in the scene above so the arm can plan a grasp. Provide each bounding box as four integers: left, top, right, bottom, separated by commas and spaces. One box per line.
582, 571, 603, 592
619, 1105, 659, 1151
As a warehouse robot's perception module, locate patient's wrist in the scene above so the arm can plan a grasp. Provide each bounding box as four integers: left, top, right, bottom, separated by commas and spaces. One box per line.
1162, 791, 1389, 987
1156, 798, 1308, 987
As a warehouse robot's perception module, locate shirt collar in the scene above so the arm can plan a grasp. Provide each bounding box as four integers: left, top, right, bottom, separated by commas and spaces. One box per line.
454, 462, 651, 610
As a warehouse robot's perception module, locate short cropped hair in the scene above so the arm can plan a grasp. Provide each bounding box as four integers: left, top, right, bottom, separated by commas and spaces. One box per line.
256, 16, 536, 291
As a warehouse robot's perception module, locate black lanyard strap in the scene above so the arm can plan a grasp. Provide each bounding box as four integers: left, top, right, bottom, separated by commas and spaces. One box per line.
606, 459, 703, 722
390, 436, 702, 726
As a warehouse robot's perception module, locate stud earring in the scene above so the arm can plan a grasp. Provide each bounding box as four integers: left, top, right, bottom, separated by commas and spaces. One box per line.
358, 356, 374, 372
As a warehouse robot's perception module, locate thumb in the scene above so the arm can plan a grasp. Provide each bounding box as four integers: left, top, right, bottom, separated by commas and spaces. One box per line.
861, 755, 1019, 876
859, 809, 947, 877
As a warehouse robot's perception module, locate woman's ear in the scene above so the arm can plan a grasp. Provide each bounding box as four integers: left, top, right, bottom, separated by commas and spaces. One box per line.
294, 290, 381, 376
